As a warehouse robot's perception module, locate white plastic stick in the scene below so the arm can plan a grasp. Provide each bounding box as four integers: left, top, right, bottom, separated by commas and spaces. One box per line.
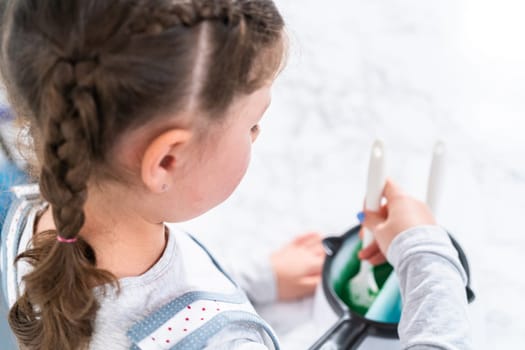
365, 143, 446, 321
426, 141, 446, 215
363, 140, 387, 248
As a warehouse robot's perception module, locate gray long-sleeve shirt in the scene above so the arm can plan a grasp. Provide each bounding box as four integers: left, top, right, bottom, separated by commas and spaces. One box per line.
387, 226, 472, 350
3, 186, 471, 349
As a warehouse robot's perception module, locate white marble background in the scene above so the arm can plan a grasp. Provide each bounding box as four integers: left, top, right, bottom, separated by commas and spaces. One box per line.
1, 0, 523, 348
180, 0, 525, 348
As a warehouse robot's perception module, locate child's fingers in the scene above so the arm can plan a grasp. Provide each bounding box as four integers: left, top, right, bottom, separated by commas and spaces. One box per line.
361, 209, 386, 230
309, 243, 326, 257
294, 233, 325, 256
304, 235, 324, 251
305, 255, 324, 275
383, 178, 405, 201
358, 239, 387, 265
300, 275, 322, 291
280, 275, 321, 300
367, 251, 387, 266
301, 235, 325, 255
358, 240, 381, 260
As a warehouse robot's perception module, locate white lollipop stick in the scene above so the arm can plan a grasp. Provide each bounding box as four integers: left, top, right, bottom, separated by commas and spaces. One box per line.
362, 140, 387, 248
426, 141, 446, 215
365, 142, 446, 321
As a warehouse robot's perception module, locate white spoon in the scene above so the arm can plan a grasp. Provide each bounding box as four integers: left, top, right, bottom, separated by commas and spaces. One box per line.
348, 140, 386, 309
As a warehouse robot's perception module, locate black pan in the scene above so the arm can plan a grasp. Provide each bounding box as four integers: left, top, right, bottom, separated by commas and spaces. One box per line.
309, 225, 475, 350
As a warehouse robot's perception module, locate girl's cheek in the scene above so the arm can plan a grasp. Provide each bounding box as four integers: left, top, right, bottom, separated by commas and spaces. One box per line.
234, 144, 251, 185
231, 141, 252, 189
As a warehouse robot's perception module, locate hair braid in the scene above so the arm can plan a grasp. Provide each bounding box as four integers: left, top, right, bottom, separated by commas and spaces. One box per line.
9, 58, 116, 350
125, 0, 244, 36
40, 59, 98, 237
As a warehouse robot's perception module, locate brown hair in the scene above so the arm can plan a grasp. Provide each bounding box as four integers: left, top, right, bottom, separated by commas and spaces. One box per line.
0, 0, 285, 349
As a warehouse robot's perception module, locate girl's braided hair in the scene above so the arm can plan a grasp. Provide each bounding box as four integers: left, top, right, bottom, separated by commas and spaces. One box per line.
0, 0, 284, 349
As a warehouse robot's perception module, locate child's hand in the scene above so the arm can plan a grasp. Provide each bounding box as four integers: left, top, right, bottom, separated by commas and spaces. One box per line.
358, 232, 387, 266
270, 232, 325, 301
361, 179, 436, 256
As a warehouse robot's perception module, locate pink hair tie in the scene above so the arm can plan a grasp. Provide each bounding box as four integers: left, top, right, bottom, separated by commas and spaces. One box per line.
56, 235, 78, 244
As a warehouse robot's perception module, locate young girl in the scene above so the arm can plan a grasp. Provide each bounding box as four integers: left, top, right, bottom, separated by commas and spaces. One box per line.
0, 0, 470, 349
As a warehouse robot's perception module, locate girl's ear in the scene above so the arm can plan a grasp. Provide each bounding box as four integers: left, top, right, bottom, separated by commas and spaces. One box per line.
140, 129, 192, 193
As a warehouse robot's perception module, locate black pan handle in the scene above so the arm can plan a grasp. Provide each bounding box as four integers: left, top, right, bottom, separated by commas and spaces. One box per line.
322, 236, 344, 256
309, 318, 368, 350
448, 233, 476, 303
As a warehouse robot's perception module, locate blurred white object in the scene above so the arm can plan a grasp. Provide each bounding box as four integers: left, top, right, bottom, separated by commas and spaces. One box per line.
426, 141, 446, 215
